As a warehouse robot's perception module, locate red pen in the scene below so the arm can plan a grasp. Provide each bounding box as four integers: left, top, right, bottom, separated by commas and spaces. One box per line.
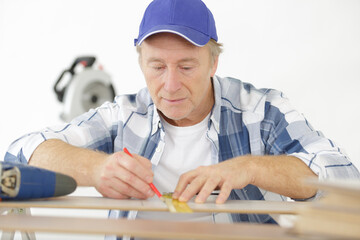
123, 147, 162, 199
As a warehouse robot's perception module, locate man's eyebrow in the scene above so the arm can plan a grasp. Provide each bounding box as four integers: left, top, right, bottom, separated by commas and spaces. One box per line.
146, 57, 163, 63
179, 58, 199, 64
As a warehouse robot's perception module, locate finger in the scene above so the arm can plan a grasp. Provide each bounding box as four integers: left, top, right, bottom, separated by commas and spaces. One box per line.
172, 171, 197, 199
195, 176, 222, 203
178, 175, 207, 202
117, 152, 153, 183
123, 149, 153, 172
216, 181, 232, 204
99, 174, 153, 199
132, 153, 153, 170
101, 186, 129, 199
96, 175, 130, 199
108, 178, 153, 199
112, 164, 153, 197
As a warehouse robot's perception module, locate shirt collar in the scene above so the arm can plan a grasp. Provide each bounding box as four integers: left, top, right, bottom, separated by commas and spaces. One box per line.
210, 76, 221, 134
151, 104, 162, 135
150, 76, 222, 135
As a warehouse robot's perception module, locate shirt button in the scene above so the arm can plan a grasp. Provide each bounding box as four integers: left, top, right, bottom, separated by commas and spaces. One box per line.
156, 147, 161, 153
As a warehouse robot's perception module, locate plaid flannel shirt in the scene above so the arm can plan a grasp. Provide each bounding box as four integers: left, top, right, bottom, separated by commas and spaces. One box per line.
5, 76, 359, 235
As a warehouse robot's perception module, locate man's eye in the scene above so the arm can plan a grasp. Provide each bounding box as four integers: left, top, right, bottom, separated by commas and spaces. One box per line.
153, 66, 164, 70
181, 66, 193, 70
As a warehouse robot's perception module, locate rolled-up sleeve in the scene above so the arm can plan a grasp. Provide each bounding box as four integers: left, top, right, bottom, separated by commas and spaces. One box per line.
4, 100, 122, 164
262, 90, 360, 181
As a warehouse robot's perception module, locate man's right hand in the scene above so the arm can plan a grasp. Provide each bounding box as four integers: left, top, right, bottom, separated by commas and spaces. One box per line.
94, 151, 155, 199
29, 140, 155, 200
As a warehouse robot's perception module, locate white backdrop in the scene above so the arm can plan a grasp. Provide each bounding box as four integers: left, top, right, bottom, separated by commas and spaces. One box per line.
0, 0, 359, 169
0, 0, 359, 239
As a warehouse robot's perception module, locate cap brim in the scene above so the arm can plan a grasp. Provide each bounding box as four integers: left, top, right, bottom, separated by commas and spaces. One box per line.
135, 25, 210, 47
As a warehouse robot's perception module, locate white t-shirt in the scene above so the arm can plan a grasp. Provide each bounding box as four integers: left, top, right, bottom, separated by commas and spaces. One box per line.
137, 114, 231, 223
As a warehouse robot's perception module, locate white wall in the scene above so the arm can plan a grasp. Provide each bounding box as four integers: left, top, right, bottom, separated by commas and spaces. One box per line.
0, 0, 359, 239
1, 0, 359, 168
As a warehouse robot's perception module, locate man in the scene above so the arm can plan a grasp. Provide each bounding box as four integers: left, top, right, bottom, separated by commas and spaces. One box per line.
5, 0, 359, 236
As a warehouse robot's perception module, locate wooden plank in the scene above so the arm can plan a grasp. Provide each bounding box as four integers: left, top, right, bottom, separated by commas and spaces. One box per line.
187, 200, 307, 214
304, 178, 360, 198
0, 214, 298, 240
0, 196, 309, 214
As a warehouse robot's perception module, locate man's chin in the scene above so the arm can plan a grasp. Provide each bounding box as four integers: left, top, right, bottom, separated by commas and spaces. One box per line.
163, 113, 186, 121
158, 110, 188, 124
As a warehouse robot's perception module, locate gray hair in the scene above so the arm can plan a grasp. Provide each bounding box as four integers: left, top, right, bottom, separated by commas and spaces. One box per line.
207, 39, 223, 63
136, 38, 223, 65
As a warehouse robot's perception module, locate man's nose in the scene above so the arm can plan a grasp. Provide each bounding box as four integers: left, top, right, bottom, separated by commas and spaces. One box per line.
163, 68, 182, 93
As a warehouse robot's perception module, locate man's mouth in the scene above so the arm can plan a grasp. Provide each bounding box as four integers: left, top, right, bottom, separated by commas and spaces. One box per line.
162, 98, 186, 104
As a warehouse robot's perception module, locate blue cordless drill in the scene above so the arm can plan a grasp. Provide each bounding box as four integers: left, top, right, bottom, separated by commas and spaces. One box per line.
0, 161, 77, 200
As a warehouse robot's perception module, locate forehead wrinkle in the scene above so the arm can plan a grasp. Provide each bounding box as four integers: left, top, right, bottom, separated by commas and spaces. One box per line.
179, 58, 200, 64
146, 57, 199, 65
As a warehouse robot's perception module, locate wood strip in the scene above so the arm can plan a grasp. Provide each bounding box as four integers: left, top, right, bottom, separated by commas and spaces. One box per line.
304, 178, 360, 198
0, 214, 298, 240
0, 196, 309, 214
187, 200, 307, 214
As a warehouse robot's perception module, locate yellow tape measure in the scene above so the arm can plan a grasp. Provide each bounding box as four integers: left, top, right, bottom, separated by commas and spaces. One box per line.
162, 193, 193, 213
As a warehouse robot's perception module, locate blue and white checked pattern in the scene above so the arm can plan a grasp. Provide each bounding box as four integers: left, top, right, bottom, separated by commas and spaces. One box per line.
5, 76, 359, 230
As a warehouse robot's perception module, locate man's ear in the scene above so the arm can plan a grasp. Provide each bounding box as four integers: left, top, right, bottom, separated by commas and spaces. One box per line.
136, 45, 144, 72
139, 60, 144, 73
210, 56, 219, 77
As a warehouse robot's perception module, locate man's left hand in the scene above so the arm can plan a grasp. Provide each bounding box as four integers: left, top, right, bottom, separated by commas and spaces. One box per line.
172, 157, 254, 204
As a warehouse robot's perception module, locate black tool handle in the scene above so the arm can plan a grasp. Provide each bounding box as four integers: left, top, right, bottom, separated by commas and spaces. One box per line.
53, 56, 96, 102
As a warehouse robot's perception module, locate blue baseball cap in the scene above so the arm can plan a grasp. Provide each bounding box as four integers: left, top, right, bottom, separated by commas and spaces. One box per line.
134, 0, 218, 47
